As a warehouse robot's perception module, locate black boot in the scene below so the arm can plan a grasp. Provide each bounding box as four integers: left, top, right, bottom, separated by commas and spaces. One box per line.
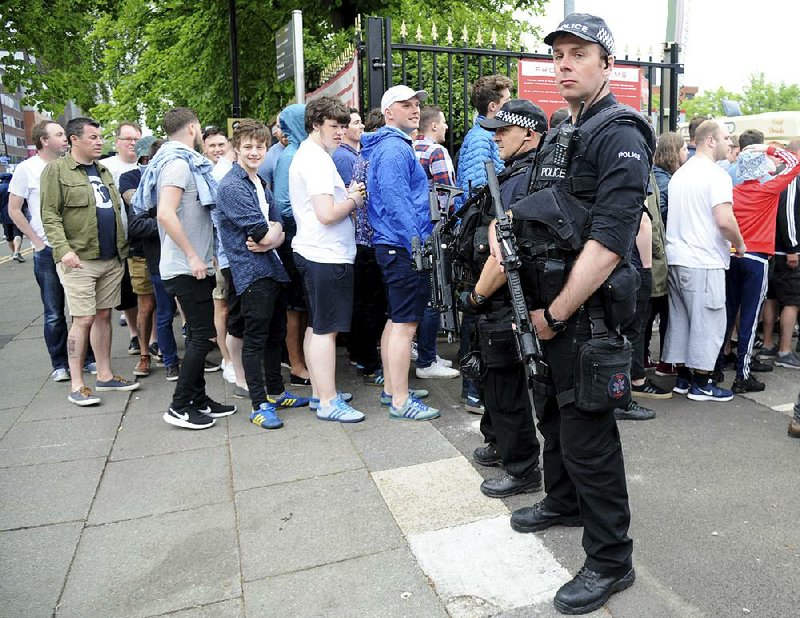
510, 500, 582, 533
553, 566, 635, 615
480, 468, 542, 498
473, 443, 502, 467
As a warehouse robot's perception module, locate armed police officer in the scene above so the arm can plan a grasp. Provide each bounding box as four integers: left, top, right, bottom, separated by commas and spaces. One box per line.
495, 14, 655, 615
457, 100, 548, 499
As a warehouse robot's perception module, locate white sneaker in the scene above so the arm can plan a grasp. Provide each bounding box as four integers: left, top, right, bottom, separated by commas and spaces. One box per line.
436, 355, 453, 368
410, 342, 419, 361
221, 360, 236, 384
51, 368, 70, 382
416, 363, 460, 379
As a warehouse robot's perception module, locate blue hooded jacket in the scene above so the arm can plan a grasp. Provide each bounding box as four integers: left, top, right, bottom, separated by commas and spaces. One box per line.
361, 126, 431, 251
455, 116, 503, 207
272, 104, 307, 218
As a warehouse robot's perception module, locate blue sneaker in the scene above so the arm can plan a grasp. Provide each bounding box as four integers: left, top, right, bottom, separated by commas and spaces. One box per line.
687, 382, 734, 402
363, 369, 385, 387
250, 403, 283, 429
317, 397, 365, 423
310, 392, 353, 410
380, 388, 429, 406
673, 377, 691, 395
83, 361, 97, 375
267, 390, 311, 408
464, 394, 484, 414
390, 397, 440, 421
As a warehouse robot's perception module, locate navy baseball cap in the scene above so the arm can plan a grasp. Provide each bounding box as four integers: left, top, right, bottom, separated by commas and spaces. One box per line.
544, 13, 615, 56
479, 100, 548, 133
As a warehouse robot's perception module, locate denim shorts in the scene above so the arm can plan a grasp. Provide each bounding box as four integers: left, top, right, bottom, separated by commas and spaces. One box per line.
294, 253, 354, 335
375, 244, 429, 324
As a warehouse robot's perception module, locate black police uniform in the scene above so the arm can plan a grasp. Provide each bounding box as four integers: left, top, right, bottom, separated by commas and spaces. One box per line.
511, 93, 654, 575
466, 150, 542, 480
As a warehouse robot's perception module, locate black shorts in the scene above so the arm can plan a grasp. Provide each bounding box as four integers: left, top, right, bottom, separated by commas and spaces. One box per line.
222, 267, 245, 338
3, 223, 22, 240
276, 218, 307, 312
375, 244, 429, 324
294, 253, 353, 335
771, 255, 800, 307
114, 259, 138, 311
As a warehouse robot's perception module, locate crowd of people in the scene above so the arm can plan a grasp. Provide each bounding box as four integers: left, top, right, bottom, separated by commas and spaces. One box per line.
3, 10, 800, 614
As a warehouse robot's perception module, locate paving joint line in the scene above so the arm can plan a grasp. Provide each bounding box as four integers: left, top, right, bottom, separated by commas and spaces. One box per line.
224, 416, 248, 612
51, 390, 136, 616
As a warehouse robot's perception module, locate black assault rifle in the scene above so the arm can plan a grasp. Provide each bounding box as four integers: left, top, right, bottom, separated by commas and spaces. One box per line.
484, 161, 549, 407
411, 183, 464, 342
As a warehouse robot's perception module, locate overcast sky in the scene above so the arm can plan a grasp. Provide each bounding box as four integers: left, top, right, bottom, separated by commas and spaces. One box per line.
524, 0, 800, 94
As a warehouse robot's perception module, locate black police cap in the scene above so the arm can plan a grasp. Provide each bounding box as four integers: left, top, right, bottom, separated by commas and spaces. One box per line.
543, 13, 615, 56
479, 99, 548, 133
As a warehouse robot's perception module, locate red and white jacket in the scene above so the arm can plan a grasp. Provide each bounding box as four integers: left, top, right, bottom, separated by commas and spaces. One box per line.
733, 146, 800, 255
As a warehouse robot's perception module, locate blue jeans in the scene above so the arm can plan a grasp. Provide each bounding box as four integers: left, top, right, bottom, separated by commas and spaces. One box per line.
150, 272, 179, 368
416, 306, 439, 369
33, 246, 69, 370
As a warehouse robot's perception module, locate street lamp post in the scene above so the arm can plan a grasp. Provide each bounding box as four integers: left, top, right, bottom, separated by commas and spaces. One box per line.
228, 0, 242, 118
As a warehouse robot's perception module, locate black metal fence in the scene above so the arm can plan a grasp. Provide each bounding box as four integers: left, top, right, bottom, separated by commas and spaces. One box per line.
358, 16, 683, 154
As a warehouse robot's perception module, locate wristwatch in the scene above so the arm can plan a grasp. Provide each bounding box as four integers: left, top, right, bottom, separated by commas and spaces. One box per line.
544, 307, 567, 333
471, 291, 487, 306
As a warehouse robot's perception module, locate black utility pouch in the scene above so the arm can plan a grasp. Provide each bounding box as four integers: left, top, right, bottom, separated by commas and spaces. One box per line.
477, 318, 520, 369
574, 336, 632, 412
460, 350, 484, 381
600, 263, 641, 331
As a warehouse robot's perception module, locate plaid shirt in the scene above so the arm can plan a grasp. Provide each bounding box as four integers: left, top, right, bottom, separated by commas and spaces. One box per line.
413, 135, 456, 213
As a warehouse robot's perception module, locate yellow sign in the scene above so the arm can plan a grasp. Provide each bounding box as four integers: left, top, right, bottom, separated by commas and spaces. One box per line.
227, 118, 245, 138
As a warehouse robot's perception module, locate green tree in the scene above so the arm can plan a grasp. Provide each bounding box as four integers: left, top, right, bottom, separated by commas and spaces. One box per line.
682, 73, 800, 119
2, 0, 546, 131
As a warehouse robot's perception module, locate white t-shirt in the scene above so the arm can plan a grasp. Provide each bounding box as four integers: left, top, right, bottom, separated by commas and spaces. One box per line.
666, 155, 734, 269
211, 156, 233, 183
7, 155, 49, 245
288, 138, 355, 264
101, 155, 138, 187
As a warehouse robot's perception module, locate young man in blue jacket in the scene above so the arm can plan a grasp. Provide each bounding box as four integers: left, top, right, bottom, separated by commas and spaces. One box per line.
361, 85, 441, 421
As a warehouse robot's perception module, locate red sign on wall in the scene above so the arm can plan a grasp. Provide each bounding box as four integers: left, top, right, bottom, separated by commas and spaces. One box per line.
517, 58, 645, 122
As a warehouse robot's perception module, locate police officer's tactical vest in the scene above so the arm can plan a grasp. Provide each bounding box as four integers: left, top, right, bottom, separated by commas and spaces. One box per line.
512, 103, 656, 258
454, 156, 534, 284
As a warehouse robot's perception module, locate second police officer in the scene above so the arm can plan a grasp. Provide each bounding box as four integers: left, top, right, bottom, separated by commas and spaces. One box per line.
493, 14, 656, 615
456, 100, 549, 498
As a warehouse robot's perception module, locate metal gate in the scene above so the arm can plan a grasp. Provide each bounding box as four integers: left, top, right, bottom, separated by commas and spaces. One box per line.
358, 16, 683, 154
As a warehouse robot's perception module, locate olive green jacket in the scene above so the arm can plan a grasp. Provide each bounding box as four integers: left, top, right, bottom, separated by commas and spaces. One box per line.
647, 171, 668, 297
40, 153, 129, 263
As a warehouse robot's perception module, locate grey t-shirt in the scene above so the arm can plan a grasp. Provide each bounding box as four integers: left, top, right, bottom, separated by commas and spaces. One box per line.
157, 158, 215, 280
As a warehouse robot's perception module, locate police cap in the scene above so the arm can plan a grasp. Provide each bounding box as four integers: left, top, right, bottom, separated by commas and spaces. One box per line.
544, 13, 615, 56
479, 99, 548, 133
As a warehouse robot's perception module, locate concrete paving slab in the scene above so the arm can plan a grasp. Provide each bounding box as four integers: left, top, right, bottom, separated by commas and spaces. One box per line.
155, 598, 244, 618
0, 457, 105, 530
9, 325, 44, 340
21, 384, 130, 421
230, 423, 363, 491
372, 456, 508, 535
111, 408, 228, 461
124, 374, 227, 417
225, 399, 318, 438
243, 548, 447, 618
237, 469, 403, 581
0, 413, 119, 467
0, 406, 25, 440
0, 522, 83, 618
58, 503, 241, 618
89, 445, 231, 524
345, 419, 460, 472
408, 515, 571, 616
